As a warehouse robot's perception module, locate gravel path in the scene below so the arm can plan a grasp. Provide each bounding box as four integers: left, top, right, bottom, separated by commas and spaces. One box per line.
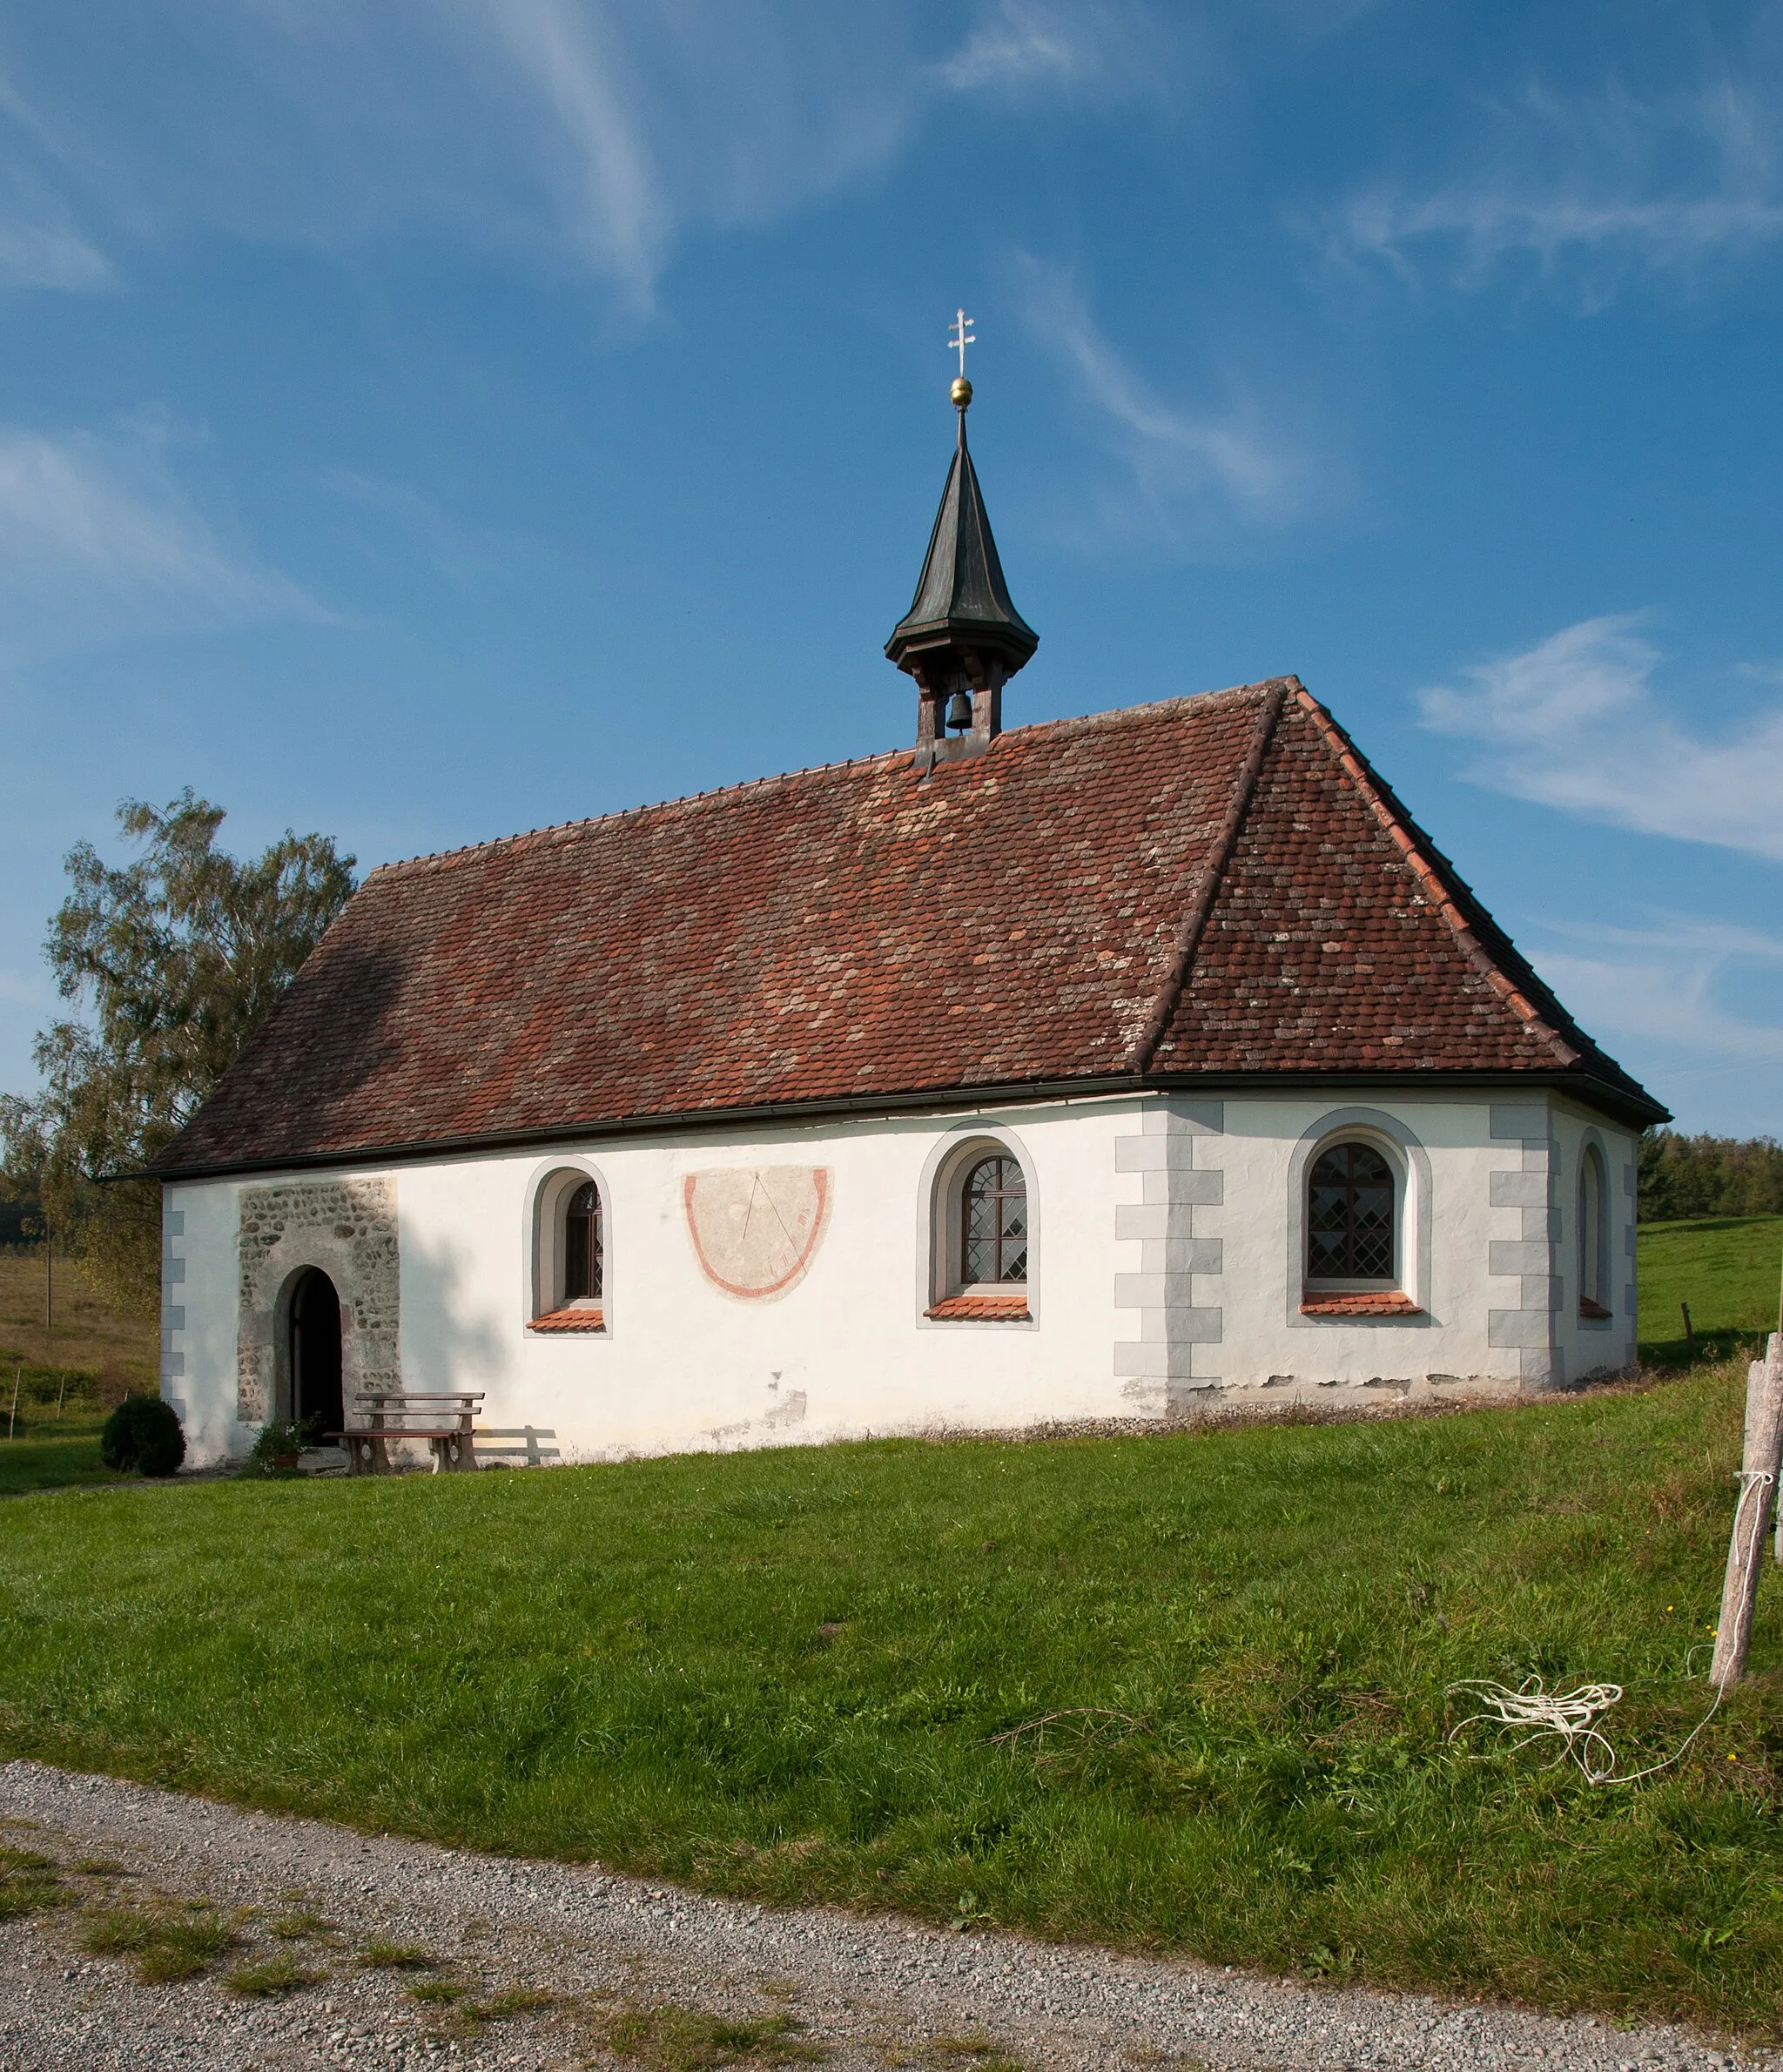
0, 1760, 1765, 2072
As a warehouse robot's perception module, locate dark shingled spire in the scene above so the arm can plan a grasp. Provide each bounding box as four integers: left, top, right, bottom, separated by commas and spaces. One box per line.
886, 378, 1037, 763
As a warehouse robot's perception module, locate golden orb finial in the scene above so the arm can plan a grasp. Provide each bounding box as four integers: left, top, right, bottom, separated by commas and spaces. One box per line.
951, 375, 972, 409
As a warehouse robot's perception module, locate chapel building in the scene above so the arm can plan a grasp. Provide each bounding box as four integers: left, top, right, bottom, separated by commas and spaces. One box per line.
152, 372, 1666, 1470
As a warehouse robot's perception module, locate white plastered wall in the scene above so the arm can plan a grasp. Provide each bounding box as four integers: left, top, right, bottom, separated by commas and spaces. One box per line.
165, 1098, 1129, 1469
160, 1174, 241, 1463
164, 1086, 1643, 1469
1113, 1091, 1574, 1404
1548, 1099, 1641, 1384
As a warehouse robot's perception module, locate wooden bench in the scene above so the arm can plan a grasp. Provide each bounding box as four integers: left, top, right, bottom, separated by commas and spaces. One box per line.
332, 1390, 484, 1476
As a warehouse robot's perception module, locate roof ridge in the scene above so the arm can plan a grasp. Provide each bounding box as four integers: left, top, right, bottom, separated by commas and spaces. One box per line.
367, 682, 1289, 881
1289, 686, 1583, 1069
367, 745, 910, 879
1127, 678, 1293, 1073
1001, 679, 1284, 742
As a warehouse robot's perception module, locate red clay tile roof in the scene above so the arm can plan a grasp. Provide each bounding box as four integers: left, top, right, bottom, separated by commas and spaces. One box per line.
925, 1293, 1033, 1322
1299, 1292, 1423, 1317
528, 1307, 606, 1333
154, 679, 1662, 1176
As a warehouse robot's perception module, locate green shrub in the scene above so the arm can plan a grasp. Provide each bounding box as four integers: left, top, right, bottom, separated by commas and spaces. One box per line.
98, 1395, 185, 1477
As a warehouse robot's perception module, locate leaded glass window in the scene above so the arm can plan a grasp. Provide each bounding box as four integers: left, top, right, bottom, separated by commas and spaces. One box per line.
963, 1155, 1027, 1284
1307, 1143, 1394, 1282
564, 1181, 603, 1302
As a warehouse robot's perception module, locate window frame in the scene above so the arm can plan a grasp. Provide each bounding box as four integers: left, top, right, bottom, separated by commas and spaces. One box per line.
1578, 1138, 1611, 1322
524, 1160, 615, 1335
1284, 1110, 1430, 1329
918, 1125, 1040, 1327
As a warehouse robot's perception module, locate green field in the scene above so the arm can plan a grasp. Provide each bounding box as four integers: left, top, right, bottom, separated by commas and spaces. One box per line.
1, 1360, 1780, 2032
1637, 1216, 1783, 1366
0, 1413, 124, 1497
3, 1228, 1783, 2028
0, 1251, 152, 1493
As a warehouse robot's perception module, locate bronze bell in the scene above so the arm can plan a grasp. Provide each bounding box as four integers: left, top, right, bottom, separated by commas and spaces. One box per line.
945, 689, 973, 732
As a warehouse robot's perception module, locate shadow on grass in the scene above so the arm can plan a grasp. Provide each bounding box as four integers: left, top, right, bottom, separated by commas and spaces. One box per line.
1639, 1328, 1770, 1372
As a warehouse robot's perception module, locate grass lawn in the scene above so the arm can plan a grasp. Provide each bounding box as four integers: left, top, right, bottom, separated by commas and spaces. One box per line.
0, 1361, 1780, 2032
0, 1413, 125, 1497
1638, 1216, 1783, 1367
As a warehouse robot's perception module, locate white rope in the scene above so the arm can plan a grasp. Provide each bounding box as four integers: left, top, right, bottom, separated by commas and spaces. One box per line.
1446, 1676, 1630, 1783
1447, 1470, 1773, 1787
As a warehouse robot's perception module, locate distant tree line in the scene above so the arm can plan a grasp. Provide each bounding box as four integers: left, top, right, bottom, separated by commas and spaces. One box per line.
1639, 1130, 1783, 1222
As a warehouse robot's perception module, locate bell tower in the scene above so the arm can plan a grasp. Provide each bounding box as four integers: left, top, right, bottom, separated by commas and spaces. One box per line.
885, 312, 1038, 767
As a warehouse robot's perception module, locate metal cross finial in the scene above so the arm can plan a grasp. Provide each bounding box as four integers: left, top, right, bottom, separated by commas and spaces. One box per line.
950, 307, 976, 378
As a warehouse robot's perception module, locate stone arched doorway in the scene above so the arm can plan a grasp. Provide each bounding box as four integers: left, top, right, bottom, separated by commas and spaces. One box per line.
288, 1268, 344, 1439
237, 1179, 398, 1429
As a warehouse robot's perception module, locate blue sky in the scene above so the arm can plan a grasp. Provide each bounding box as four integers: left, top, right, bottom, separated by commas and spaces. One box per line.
3, 1, 1783, 1132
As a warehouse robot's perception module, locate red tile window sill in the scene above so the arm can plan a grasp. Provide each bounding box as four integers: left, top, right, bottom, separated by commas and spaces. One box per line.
1578, 1297, 1612, 1322
528, 1306, 606, 1334
926, 1293, 1033, 1322
1300, 1291, 1423, 1318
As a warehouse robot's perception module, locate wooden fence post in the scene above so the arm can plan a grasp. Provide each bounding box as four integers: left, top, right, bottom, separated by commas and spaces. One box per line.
1711, 1331, 1783, 1690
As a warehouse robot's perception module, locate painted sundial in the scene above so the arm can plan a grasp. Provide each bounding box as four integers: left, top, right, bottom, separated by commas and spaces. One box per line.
683, 1167, 831, 1302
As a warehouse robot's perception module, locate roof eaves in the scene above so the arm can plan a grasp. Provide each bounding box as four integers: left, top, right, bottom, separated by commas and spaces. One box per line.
139, 1062, 1667, 1184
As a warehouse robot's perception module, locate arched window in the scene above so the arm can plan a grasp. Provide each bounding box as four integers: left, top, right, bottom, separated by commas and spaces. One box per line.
563, 1181, 602, 1302
528, 1166, 609, 1334
1578, 1145, 1609, 1318
1307, 1142, 1395, 1284
963, 1154, 1027, 1285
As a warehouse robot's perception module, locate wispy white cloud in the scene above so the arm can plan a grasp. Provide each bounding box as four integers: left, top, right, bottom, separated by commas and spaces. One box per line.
938, 1, 1082, 91
1417, 615, 1783, 862
1323, 59, 1783, 300
1015, 257, 1316, 546
480, 0, 663, 297
935, 0, 1176, 101
1539, 916, 1783, 1058
1524, 917, 1783, 1126
317, 468, 517, 588
0, 193, 110, 289
0, 1, 1177, 313
0, 414, 322, 662
0, 66, 113, 287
